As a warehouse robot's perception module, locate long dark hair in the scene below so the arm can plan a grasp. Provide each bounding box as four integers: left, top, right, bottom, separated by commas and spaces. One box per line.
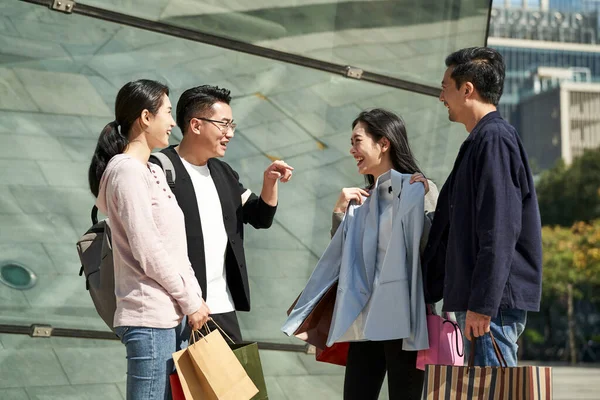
88, 79, 169, 197
352, 108, 421, 188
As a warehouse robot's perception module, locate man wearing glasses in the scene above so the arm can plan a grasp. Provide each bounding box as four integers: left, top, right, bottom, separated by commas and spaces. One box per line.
152, 85, 293, 341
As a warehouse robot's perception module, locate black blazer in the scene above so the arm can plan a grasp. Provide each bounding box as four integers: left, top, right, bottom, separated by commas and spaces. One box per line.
151, 146, 277, 311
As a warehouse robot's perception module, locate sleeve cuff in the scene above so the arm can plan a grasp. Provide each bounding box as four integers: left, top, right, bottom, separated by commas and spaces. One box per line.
181, 294, 203, 316
258, 196, 277, 215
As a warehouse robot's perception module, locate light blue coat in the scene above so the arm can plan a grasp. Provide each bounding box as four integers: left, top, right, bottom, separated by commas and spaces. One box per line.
282, 171, 429, 350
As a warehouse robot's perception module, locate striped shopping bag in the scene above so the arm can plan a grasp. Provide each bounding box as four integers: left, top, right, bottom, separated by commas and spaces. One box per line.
422, 332, 552, 399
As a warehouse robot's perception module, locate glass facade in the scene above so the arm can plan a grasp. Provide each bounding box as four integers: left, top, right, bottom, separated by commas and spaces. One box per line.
550, 0, 600, 12
493, 0, 600, 12
0, 0, 490, 398
80, 0, 492, 87
493, 45, 600, 122
489, 0, 600, 128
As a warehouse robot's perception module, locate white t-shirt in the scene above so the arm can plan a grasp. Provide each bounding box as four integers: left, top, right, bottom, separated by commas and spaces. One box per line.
180, 157, 235, 314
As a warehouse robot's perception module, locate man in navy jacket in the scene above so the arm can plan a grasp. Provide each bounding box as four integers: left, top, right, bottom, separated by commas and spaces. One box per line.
423, 47, 542, 366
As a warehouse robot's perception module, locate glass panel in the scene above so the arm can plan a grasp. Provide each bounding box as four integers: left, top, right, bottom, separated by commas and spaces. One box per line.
1, 1, 469, 339
0, 334, 126, 398
0, 0, 488, 396
78, 0, 491, 86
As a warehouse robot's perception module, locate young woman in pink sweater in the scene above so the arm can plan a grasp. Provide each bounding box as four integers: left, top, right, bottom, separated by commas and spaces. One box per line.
88, 79, 210, 400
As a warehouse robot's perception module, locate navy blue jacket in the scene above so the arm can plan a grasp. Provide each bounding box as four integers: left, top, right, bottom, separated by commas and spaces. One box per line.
422, 111, 542, 317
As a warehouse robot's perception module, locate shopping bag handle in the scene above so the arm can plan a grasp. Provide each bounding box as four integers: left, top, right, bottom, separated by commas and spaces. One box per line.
468, 331, 508, 369
201, 319, 236, 345
442, 319, 464, 358
189, 329, 207, 344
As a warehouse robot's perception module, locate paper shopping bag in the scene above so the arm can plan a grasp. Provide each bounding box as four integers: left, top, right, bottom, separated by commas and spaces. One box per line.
422, 332, 552, 399
422, 364, 553, 399
187, 329, 259, 400
315, 342, 349, 366
230, 342, 269, 400
286, 281, 338, 349
416, 311, 464, 370
172, 346, 208, 400
169, 372, 186, 400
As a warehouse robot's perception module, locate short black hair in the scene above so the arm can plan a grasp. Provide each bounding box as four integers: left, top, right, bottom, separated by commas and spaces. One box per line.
176, 85, 232, 134
445, 47, 505, 106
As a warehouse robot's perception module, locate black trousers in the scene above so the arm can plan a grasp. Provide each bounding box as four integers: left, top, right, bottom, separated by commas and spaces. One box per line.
343, 339, 424, 400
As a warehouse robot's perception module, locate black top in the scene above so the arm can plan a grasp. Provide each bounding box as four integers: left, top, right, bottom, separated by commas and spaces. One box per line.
422, 112, 542, 317
151, 146, 277, 312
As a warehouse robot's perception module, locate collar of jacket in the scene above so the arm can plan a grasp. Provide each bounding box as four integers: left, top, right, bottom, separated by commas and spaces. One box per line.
465, 110, 502, 143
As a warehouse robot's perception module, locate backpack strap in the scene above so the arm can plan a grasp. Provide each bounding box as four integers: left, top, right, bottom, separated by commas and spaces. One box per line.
149, 152, 176, 189
91, 205, 99, 225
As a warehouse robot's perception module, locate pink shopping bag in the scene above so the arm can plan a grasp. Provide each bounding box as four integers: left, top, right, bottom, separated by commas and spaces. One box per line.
416, 310, 464, 370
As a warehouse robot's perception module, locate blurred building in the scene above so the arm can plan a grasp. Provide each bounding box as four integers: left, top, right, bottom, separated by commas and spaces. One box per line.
520, 78, 600, 170
490, 0, 600, 169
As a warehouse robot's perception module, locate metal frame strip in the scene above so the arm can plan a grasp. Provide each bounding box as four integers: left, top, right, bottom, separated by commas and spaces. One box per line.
0, 324, 309, 352
19, 0, 441, 97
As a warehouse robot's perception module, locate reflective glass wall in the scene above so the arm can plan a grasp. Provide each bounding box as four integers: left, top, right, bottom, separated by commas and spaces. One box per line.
0, 0, 491, 398
82, 0, 491, 86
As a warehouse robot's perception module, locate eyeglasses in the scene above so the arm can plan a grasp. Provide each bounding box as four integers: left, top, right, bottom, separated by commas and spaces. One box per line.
196, 117, 236, 133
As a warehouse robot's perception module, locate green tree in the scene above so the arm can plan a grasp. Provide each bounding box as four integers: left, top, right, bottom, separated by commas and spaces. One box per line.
541, 221, 600, 363
572, 220, 600, 295
536, 149, 600, 363
537, 160, 569, 226
537, 147, 600, 226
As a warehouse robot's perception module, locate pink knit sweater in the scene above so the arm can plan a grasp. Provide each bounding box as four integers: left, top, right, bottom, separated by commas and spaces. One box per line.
96, 154, 202, 329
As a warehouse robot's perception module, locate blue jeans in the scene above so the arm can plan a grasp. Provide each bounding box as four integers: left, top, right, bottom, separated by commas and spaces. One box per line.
455, 308, 527, 367
115, 323, 188, 400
